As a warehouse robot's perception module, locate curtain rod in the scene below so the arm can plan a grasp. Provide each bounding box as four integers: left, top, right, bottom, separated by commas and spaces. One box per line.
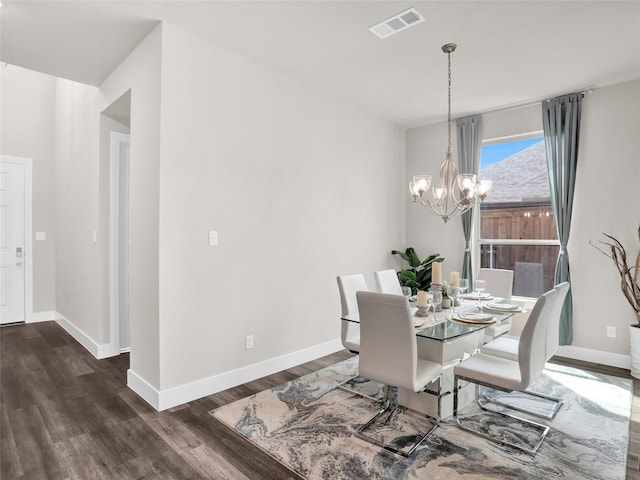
542, 89, 593, 102
456, 89, 594, 120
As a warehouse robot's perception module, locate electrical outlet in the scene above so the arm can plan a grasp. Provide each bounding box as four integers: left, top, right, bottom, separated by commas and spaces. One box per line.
606, 326, 616, 338
245, 335, 254, 350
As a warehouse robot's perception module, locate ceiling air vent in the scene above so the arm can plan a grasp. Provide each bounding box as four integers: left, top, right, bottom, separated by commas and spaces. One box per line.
369, 7, 424, 39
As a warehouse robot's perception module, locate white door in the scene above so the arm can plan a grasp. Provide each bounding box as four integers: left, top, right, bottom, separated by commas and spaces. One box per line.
0, 161, 26, 324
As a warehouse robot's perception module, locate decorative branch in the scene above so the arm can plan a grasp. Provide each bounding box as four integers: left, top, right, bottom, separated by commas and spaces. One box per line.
591, 224, 640, 323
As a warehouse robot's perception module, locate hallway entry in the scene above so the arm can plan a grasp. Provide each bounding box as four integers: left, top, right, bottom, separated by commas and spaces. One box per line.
111, 132, 131, 352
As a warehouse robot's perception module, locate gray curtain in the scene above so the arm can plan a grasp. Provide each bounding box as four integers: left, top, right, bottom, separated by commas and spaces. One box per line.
456, 115, 483, 290
542, 93, 583, 346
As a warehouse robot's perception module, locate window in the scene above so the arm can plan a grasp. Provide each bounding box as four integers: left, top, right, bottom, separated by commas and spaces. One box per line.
477, 134, 559, 298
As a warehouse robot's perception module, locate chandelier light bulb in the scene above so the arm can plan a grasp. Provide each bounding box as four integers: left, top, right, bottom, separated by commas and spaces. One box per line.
412, 175, 431, 196
409, 181, 418, 198
457, 174, 477, 194
477, 179, 493, 201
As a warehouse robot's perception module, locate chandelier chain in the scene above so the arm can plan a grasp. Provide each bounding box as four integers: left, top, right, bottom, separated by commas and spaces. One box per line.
447, 48, 452, 154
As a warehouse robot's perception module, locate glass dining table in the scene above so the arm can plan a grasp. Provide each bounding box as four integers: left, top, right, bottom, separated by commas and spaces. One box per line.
341, 301, 520, 419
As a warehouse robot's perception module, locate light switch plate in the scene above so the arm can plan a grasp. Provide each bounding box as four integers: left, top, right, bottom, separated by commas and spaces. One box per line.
35, 232, 46, 241
208, 230, 218, 246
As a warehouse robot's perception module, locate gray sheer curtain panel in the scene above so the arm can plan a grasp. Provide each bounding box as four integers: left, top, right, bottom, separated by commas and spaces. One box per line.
456, 115, 483, 290
542, 93, 583, 346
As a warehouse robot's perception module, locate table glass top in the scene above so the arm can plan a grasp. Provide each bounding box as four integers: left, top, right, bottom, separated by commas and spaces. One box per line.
341, 305, 516, 342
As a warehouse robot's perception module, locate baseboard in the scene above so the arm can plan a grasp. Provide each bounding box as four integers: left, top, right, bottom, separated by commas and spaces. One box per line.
128, 338, 344, 411
127, 369, 160, 410
27, 311, 56, 323
557, 345, 630, 370
49, 312, 343, 411
54, 312, 114, 360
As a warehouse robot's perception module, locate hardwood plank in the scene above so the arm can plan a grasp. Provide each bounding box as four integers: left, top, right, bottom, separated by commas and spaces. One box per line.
0, 402, 24, 478
8, 405, 66, 479
53, 344, 96, 376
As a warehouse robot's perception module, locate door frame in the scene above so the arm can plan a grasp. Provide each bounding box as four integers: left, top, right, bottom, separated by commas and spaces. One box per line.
109, 132, 130, 355
0, 155, 33, 323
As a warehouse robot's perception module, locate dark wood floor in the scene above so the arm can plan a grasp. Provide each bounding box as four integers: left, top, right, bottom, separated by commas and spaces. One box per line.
1, 321, 638, 479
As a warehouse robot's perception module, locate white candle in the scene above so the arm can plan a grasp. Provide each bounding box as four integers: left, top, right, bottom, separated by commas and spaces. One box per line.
450, 271, 460, 286
417, 290, 428, 307
432, 262, 442, 284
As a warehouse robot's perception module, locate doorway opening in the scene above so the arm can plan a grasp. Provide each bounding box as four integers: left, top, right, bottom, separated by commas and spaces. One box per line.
103, 90, 131, 355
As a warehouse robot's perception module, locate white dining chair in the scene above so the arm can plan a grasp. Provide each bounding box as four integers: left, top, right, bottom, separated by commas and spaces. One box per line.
336, 274, 368, 354
373, 269, 403, 295
453, 283, 567, 455
478, 268, 514, 299
477, 268, 514, 342
356, 291, 442, 456
479, 282, 570, 419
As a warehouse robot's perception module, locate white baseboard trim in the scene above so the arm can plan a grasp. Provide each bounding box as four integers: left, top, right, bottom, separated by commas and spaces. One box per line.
127, 369, 160, 410
557, 345, 630, 370
27, 311, 56, 323
128, 338, 344, 411
54, 312, 114, 360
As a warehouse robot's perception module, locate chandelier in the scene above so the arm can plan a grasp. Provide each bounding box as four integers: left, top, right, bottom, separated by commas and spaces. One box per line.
409, 43, 492, 223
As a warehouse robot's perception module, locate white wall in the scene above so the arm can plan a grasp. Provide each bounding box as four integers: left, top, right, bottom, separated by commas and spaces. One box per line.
406, 79, 640, 365
569, 79, 640, 356
54, 78, 106, 341
157, 23, 404, 390
0, 65, 56, 314
99, 25, 163, 385
482, 103, 542, 140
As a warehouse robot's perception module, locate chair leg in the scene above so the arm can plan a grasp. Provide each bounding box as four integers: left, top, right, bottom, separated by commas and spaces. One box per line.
355, 381, 440, 457
355, 406, 438, 457
381, 384, 392, 408
453, 375, 550, 456
336, 375, 384, 402
480, 387, 563, 420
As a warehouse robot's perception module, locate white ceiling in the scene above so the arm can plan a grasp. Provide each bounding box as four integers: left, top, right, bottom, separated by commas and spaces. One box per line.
2, 1, 639, 126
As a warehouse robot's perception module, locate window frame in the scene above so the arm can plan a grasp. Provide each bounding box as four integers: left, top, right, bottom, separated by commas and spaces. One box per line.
473, 130, 560, 298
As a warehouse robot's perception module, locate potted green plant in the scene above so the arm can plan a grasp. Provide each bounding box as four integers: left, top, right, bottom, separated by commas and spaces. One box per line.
391, 248, 444, 295
591, 224, 640, 377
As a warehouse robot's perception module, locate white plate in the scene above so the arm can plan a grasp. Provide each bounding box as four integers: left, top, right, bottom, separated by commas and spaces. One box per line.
413, 318, 426, 328
485, 302, 523, 312
462, 293, 493, 300
453, 312, 495, 323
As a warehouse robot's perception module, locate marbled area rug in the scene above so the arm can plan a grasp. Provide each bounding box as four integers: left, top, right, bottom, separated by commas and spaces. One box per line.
210, 357, 632, 480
